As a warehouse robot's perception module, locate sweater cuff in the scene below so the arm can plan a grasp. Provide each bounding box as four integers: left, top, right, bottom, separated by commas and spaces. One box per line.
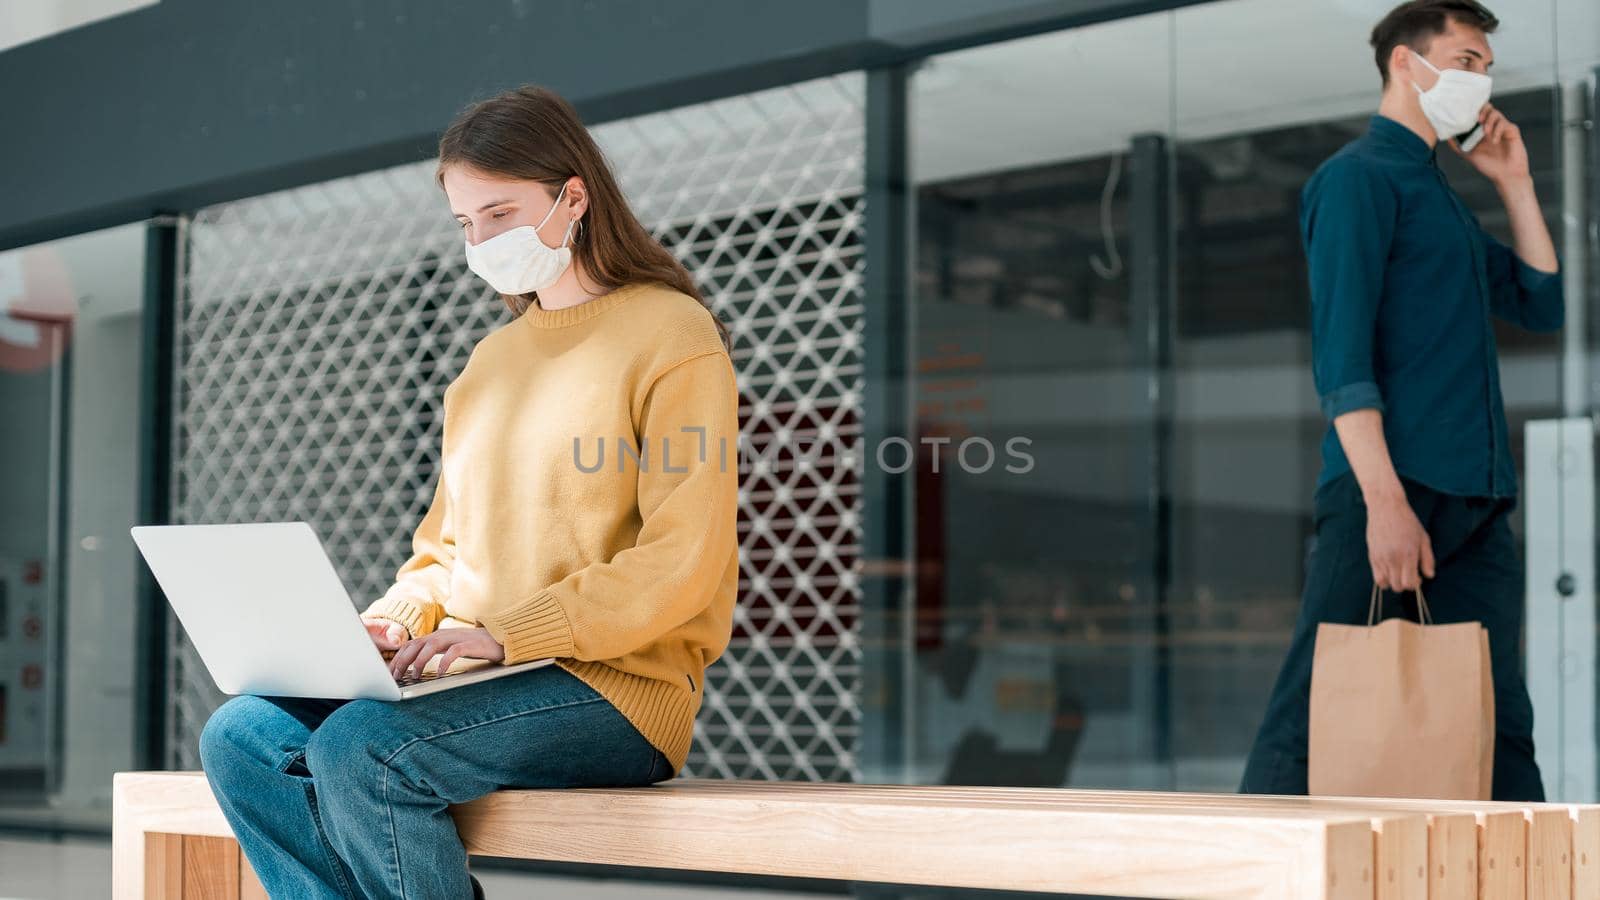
362, 595, 434, 639
479, 590, 577, 664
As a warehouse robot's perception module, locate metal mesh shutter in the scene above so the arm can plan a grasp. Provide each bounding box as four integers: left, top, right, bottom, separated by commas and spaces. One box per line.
169, 74, 865, 782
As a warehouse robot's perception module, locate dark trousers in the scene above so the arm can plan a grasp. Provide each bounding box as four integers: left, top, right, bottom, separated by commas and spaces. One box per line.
1239, 472, 1545, 801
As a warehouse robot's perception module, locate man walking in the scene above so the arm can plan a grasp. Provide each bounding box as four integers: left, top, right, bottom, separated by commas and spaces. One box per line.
1241, 0, 1563, 801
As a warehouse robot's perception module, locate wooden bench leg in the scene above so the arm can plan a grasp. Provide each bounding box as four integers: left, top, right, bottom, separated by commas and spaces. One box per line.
116, 831, 266, 900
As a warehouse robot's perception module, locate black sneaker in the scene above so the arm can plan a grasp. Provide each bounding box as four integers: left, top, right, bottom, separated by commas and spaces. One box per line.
469, 873, 486, 900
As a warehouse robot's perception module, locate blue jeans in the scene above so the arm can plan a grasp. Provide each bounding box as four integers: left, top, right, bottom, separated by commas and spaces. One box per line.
1240, 472, 1544, 801
199, 665, 673, 900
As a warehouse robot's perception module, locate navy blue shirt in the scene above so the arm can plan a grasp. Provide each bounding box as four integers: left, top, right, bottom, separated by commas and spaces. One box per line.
1303, 114, 1564, 498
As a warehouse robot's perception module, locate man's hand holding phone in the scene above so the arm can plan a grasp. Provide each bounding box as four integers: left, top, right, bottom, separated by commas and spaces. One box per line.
1451, 102, 1529, 187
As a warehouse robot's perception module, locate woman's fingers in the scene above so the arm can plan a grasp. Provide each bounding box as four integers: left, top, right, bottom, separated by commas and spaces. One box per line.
436, 646, 463, 676
387, 628, 506, 680
387, 640, 412, 678
391, 636, 432, 679
404, 632, 468, 678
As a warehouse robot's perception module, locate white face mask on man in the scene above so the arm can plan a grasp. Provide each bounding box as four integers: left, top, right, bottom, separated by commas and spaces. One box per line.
1410, 49, 1492, 145
463, 182, 578, 295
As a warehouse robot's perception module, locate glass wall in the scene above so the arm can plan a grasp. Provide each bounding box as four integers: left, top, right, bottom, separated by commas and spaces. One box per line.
908, 12, 1175, 789
0, 222, 148, 827
897, 0, 1598, 793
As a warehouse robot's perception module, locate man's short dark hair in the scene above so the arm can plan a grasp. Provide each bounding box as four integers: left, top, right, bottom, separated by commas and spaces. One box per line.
1370, 1, 1499, 85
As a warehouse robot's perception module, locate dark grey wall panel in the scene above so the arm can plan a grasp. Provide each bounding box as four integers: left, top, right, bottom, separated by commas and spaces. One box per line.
868, 0, 1209, 52
0, 0, 1205, 252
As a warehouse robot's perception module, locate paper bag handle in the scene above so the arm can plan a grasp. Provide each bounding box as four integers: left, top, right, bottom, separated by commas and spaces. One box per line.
1367, 583, 1433, 627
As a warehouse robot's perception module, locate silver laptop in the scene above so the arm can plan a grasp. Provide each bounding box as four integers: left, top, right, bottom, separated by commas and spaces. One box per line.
130, 521, 553, 700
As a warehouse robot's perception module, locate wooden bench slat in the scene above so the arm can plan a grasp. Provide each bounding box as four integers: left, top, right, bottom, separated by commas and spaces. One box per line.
1572, 807, 1600, 898
452, 786, 1390, 899
1522, 809, 1572, 900
631, 780, 1493, 900
676, 780, 1600, 900
142, 832, 182, 900
182, 836, 240, 900
1370, 815, 1429, 900
238, 851, 269, 900
666, 782, 1476, 900
1426, 811, 1481, 900
628, 782, 1436, 900
1479, 810, 1526, 900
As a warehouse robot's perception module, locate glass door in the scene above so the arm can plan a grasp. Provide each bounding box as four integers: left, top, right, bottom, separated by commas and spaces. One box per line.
0, 222, 148, 827
0, 247, 73, 802
1524, 11, 1599, 802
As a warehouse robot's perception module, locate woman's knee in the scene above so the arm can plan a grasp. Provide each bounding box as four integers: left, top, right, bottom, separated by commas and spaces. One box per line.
199, 696, 293, 776
303, 700, 392, 783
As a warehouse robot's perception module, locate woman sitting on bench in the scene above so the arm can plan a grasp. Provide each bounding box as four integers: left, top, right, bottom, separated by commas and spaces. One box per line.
196, 84, 741, 900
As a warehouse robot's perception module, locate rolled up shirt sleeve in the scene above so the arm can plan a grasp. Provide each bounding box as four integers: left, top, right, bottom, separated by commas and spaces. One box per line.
1481, 225, 1563, 332
1302, 156, 1398, 422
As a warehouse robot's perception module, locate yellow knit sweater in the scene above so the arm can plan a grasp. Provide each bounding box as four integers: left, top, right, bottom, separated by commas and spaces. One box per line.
362, 281, 740, 774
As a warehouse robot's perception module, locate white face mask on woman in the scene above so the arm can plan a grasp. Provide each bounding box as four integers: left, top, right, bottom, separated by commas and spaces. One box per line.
463, 183, 578, 295
1410, 49, 1492, 142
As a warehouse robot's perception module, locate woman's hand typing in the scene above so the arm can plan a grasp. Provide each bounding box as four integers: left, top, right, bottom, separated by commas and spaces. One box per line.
388, 626, 507, 680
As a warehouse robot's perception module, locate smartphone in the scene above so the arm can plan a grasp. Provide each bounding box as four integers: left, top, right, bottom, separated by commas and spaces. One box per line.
1456, 122, 1485, 153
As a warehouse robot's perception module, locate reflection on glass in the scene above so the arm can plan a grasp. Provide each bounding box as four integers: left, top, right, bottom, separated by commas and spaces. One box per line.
0, 223, 147, 825
910, 12, 1173, 790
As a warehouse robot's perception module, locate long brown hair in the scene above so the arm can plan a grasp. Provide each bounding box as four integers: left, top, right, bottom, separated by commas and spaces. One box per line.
436, 86, 730, 350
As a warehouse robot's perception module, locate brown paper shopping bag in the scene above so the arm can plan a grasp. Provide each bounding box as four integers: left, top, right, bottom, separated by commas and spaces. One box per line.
1308, 586, 1494, 800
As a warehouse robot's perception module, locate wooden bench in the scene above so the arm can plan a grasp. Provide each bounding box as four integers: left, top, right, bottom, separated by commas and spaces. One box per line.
112, 771, 1600, 900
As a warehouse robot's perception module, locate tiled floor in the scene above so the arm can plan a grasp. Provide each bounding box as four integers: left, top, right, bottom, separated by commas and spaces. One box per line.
0, 837, 108, 900
0, 836, 833, 899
